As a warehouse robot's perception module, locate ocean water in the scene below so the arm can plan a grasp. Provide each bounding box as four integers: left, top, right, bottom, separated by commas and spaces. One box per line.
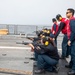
0, 24, 51, 35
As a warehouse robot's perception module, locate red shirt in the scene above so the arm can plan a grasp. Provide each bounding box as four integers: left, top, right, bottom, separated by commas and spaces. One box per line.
67, 17, 75, 39
61, 18, 69, 34
51, 22, 58, 35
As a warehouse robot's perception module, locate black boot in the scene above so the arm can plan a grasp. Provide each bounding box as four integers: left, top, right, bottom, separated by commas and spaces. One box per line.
68, 70, 75, 75
35, 69, 45, 74
53, 66, 60, 73
59, 56, 66, 59
65, 65, 72, 68
34, 61, 37, 67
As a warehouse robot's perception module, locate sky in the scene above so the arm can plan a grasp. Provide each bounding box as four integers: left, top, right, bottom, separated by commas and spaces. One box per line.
0, 0, 75, 25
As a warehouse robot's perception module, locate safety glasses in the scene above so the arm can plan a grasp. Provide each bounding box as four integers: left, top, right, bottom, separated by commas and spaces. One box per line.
66, 12, 71, 14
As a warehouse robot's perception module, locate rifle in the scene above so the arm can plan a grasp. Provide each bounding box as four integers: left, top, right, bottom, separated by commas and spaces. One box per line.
16, 41, 32, 45
26, 37, 34, 41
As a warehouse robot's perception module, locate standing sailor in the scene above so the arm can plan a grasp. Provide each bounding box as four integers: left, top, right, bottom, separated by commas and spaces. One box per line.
50, 18, 58, 45
54, 14, 69, 59
66, 8, 75, 75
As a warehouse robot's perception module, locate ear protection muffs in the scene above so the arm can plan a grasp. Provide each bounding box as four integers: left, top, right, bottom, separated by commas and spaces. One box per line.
45, 41, 49, 46
44, 37, 50, 46
59, 17, 62, 20
47, 30, 50, 34
56, 14, 62, 21
42, 35, 45, 38
43, 30, 47, 33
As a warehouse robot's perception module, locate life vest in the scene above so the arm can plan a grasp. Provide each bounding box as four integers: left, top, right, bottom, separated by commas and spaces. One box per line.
51, 22, 58, 35
61, 18, 69, 34
67, 17, 75, 39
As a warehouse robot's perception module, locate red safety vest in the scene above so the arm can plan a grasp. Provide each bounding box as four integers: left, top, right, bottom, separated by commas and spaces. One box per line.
67, 17, 75, 39
61, 18, 69, 34
51, 22, 58, 35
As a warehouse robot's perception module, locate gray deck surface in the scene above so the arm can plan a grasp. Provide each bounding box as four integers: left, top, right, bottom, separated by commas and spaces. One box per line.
0, 35, 33, 75
0, 35, 70, 75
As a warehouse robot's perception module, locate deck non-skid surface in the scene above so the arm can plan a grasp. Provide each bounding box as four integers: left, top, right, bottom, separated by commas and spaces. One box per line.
0, 48, 33, 75
33, 59, 70, 75
0, 35, 70, 75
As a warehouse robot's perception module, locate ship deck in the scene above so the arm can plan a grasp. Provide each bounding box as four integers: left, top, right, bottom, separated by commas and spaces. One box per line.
0, 35, 70, 75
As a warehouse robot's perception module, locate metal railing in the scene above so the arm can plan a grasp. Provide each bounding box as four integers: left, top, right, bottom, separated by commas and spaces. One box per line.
0, 24, 52, 35
0, 24, 63, 49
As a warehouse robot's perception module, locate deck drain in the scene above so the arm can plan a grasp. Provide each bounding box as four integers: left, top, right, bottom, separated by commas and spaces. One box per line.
24, 61, 29, 64
25, 57, 30, 59
2, 54, 7, 56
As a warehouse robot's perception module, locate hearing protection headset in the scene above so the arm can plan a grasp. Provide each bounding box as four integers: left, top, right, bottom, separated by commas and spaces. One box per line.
56, 14, 62, 21
45, 40, 49, 46
42, 35, 45, 38
43, 37, 50, 46
59, 17, 62, 20
43, 30, 47, 33
47, 30, 50, 34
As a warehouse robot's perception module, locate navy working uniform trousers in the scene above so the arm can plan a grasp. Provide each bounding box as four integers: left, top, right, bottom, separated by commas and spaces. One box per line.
70, 40, 75, 71
37, 55, 58, 72
62, 34, 70, 57
68, 19, 75, 71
